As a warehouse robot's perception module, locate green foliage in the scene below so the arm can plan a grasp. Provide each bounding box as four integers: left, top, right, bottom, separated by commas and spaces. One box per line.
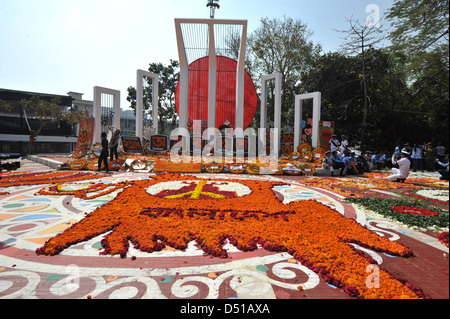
346, 197, 449, 231
15, 96, 89, 154
387, 0, 449, 55
20, 95, 88, 126
248, 16, 321, 126
127, 11, 448, 150
386, 0, 449, 148
127, 59, 180, 131
300, 49, 413, 150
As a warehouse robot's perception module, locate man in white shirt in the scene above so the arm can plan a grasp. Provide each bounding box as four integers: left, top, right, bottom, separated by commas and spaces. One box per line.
329, 135, 340, 153
387, 151, 411, 182
340, 135, 349, 156
322, 151, 335, 176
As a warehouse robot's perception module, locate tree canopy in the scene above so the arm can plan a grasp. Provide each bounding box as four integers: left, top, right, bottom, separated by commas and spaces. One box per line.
128, 6, 448, 151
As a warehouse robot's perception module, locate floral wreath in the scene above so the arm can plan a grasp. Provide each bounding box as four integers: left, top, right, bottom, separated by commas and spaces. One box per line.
86, 159, 105, 171
228, 163, 245, 174
71, 145, 89, 159
204, 163, 224, 173
301, 163, 316, 176
69, 159, 87, 170
281, 163, 302, 175
289, 152, 302, 161
109, 159, 125, 171
312, 147, 327, 163
298, 142, 312, 153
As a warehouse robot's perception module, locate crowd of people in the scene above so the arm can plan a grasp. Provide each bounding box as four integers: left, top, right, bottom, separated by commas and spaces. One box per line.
322, 135, 449, 181
93, 130, 449, 181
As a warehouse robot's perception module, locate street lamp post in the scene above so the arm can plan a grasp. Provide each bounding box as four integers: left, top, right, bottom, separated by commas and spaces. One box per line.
207, 0, 220, 19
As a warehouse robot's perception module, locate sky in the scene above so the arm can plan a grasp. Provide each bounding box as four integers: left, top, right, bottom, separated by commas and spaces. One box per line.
0, 0, 394, 110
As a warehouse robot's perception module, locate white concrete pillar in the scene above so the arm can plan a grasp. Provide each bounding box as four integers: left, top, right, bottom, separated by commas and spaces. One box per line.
137, 70, 159, 138
93, 86, 120, 143
294, 92, 322, 150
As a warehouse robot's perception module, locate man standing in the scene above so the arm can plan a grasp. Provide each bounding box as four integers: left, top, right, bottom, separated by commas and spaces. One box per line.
329, 135, 340, 153
98, 132, 110, 172
387, 151, 410, 182
109, 129, 121, 161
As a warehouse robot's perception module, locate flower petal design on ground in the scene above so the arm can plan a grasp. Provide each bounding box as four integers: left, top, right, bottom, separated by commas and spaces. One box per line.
36, 173, 424, 299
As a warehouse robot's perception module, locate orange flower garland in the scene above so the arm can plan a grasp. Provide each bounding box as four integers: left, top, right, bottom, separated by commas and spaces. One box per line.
86, 159, 105, 171
297, 142, 312, 153
153, 159, 202, 173
301, 150, 313, 162
280, 163, 302, 175
228, 163, 245, 174
37, 181, 130, 200
109, 159, 125, 171
69, 159, 87, 170
71, 145, 89, 159
204, 163, 224, 173
301, 163, 316, 176
312, 147, 326, 164
299, 175, 423, 198
36, 173, 425, 299
0, 171, 109, 187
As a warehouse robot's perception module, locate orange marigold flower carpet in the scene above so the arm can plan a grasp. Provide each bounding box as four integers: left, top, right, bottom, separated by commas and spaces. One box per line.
36, 173, 425, 299
0, 171, 109, 187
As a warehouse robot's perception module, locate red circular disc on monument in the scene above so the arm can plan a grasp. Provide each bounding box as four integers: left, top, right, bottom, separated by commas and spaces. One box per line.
175, 56, 257, 130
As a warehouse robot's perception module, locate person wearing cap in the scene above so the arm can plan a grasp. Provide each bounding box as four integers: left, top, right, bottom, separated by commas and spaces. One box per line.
387, 150, 411, 182
329, 135, 340, 153
322, 151, 335, 176
401, 143, 411, 155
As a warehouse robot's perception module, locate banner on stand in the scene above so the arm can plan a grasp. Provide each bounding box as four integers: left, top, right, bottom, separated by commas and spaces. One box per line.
72, 118, 95, 158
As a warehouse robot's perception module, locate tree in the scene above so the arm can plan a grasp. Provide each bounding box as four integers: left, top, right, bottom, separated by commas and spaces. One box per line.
336, 17, 387, 150
248, 16, 321, 127
387, 0, 449, 147
300, 49, 411, 151
127, 60, 180, 134
387, 0, 449, 57
300, 52, 364, 143
6, 96, 89, 155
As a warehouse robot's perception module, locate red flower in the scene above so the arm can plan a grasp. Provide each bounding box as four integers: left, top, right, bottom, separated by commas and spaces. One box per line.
390, 206, 440, 217
437, 232, 449, 248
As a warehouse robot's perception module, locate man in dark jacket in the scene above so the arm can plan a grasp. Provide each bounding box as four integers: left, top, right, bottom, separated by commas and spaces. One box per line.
109, 129, 121, 161
98, 132, 110, 172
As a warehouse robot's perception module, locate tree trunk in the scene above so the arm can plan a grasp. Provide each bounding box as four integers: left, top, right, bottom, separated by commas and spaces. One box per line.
23, 121, 46, 155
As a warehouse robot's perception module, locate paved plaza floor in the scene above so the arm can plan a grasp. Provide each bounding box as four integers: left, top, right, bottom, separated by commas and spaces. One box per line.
0, 155, 448, 305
